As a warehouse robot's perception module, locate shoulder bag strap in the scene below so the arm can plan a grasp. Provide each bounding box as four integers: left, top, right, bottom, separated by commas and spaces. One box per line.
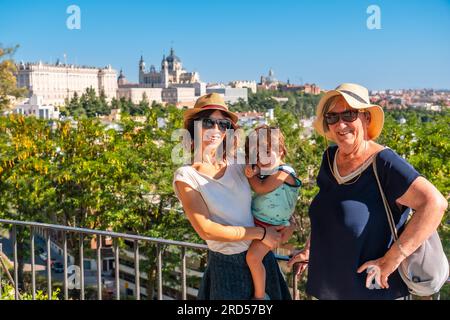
372, 155, 399, 242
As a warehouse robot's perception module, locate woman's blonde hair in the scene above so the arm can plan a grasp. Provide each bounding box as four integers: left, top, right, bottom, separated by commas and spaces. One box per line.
322, 95, 345, 133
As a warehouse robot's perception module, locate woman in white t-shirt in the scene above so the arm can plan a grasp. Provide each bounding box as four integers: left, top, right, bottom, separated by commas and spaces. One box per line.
173, 93, 292, 300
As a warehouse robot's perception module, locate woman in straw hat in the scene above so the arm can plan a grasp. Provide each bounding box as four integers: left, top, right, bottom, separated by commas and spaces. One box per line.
287, 83, 447, 299
173, 93, 292, 299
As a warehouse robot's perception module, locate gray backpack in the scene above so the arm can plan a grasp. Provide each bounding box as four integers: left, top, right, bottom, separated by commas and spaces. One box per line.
373, 159, 449, 297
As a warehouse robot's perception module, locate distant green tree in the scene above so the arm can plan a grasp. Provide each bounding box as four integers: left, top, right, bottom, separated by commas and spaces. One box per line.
0, 45, 27, 111
98, 89, 110, 115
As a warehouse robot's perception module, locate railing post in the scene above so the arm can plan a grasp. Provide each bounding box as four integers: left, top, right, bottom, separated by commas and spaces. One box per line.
63, 231, 68, 300
134, 240, 140, 300
293, 264, 299, 300
0, 243, 3, 295
114, 239, 120, 300
0, 242, 16, 294
97, 234, 102, 300
157, 244, 162, 300
181, 247, 186, 300
46, 229, 52, 300
12, 225, 19, 300
79, 233, 84, 300
30, 227, 36, 300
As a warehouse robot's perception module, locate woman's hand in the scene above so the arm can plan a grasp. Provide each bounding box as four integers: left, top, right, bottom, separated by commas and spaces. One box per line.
357, 252, 404, 289
261, 226, 283, 249
287, 248, 309, 277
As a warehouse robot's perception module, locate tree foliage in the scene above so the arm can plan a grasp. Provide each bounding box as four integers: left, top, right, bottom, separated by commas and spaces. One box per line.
0, 45, 27, 111
0, 88, 448, 298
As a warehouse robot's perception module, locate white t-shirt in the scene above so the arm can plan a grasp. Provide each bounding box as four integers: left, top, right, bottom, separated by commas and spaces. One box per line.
173, 163, 255, 255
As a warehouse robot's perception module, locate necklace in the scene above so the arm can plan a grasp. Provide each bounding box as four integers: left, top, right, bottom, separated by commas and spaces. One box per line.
327, 141, 369, 185
203, 152, 226, 171
206, 160, 226, 171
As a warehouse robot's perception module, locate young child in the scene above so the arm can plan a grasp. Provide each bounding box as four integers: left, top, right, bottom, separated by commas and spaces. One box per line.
244, 124, 302, 300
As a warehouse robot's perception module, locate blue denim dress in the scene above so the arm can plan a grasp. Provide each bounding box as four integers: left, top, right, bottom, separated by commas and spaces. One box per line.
198, 250, 292, 300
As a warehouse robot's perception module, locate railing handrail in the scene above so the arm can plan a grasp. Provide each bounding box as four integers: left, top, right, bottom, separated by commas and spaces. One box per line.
0, 218, 297, 300
0, 218, 208, 250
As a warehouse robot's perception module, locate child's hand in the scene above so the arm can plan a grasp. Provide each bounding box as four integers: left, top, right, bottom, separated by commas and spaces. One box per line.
245, 165, 258, 178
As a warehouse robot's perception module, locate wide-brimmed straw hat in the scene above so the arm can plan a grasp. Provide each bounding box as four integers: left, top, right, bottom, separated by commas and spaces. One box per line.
313, 83, 384, 141
183, 93, 239, 126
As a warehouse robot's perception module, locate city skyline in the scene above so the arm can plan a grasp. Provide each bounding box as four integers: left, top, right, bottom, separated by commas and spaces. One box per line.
1, 0, 450, 90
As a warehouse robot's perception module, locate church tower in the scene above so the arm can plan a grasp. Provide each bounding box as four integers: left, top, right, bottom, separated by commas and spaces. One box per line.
161, 58, 169, 88
117, 69, 127, 86
139, 55, 145, 84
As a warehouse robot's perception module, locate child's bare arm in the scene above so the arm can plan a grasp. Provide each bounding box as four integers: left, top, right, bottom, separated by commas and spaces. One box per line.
248, 170, 294, 194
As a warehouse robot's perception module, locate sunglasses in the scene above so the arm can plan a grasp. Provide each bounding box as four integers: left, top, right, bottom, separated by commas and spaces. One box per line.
324, 110, 365, 125
196, 118, 233, 132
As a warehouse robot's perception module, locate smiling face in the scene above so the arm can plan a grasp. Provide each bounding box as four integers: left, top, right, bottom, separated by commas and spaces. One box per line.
201, 110, 229, 150
187, 109, 237, 164
245, 125, 286, 174
326, 96, 370, 151
257, 149, 281, 173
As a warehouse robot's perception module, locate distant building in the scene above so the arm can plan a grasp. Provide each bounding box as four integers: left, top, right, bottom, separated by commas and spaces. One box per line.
258, 69, 279, 91
206, 86, 248, 103
279, 83, 321, 95
236, 111, 267, 127
429, 105, 442, 112
139, 48, 200, 87
118, 48, 205, 106
99, 108, 121, 122
162, 87, 196, 105
271, 96, 289, 103
170, 82, 206, 97
229, 80, 257, 94
11, 94, 60, 119
117, 86, 163, 104
303, 83, 321, 95
279, 84, 304, 93
117, 69, 128, 86
16, 60, 117, 106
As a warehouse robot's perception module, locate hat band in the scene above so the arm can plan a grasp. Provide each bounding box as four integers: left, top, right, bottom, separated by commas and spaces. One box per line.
339, 90, 369, 104
200, 104, 228, 112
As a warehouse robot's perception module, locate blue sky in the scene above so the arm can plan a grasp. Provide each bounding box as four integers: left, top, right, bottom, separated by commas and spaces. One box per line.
1, 0, 450, 90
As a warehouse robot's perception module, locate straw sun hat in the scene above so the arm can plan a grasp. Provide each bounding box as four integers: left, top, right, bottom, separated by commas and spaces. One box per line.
183, 92, 238, 126
313, 83, 384, 141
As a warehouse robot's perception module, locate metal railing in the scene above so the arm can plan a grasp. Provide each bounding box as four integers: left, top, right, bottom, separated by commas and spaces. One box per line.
0, 218, 300, 300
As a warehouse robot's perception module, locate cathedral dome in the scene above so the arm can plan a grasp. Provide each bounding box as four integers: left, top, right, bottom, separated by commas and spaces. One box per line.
166, 47, 181, 63
118, 69, 125, 79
